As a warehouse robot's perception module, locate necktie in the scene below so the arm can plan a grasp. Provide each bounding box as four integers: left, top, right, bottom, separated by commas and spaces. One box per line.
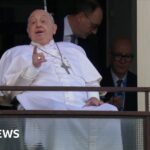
116, 79, 125, 110
70, 35, 76, 43
117, 79, 123, 87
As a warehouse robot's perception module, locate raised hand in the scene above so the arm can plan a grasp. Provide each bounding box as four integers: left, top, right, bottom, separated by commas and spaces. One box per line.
32, 46, 46, 68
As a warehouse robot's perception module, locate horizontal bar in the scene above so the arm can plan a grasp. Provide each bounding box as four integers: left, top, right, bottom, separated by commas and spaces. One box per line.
0, 86, 149, 92
0, 110, 149, 118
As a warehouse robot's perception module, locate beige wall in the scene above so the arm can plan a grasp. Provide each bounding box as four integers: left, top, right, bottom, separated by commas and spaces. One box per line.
137, 0, 150, 111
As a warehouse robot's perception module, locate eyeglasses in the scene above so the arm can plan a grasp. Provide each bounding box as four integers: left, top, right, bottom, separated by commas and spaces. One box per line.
84, 14, 100, 30
111, 52, 133, 62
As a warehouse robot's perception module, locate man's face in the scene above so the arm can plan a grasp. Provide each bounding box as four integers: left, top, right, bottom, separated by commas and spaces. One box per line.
27, 9, 57, 45
110, 39, 133, 78
78, 7, 103, 39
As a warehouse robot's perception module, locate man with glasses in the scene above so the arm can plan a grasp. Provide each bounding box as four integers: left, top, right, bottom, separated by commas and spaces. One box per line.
54, 0, 103, 72
100, 37, 137, 111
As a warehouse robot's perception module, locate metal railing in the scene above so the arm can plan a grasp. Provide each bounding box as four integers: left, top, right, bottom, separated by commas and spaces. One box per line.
0, 85, 149, 110
0, 86, 149, 150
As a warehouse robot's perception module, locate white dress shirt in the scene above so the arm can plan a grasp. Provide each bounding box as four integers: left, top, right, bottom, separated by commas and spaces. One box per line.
63, 16, 78, 44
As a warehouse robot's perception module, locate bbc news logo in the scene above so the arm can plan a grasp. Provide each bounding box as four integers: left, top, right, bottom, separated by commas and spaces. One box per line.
0, 129, 19, 138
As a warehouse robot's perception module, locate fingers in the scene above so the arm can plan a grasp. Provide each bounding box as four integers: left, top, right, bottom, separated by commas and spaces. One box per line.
85, 97, 103, 106
32, 46, 46, 68
36, 53, 45, 61
33, 46, 37, 55
109, 96, 123, 110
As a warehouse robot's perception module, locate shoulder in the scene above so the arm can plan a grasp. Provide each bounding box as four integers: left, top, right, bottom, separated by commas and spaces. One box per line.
2, 45, 32, 58
56, 41, 87, 55
0, 45, 33, 65
127, 71, 137, 83
7, 45, 31, 52
127, 71, 137, 78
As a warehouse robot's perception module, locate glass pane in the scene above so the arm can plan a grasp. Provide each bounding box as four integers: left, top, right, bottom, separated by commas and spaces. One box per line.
0, 117, 144, 150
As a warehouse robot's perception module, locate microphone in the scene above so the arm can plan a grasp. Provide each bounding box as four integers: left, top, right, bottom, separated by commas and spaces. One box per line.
43, 0, 47, 12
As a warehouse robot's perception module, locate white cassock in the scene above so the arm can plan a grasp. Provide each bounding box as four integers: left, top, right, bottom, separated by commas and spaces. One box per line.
0, 40, 123, 150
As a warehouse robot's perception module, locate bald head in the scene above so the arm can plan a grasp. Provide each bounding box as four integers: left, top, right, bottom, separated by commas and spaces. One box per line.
28, 9, 54, 23
27, 9, 57, 45
111, 37, 132, 55
110, 37, 134, 78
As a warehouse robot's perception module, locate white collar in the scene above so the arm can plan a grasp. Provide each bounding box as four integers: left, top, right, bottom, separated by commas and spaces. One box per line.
64, 16, 73, 37
30, 39, 60, 57
111, 69, 127, 86
31, 39, 55, 48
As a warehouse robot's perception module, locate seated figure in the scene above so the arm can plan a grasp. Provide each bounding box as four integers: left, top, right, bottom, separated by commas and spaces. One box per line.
0, 9, 123, 150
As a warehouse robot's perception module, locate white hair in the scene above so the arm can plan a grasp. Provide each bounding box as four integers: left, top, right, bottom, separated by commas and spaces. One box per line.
48, 12, 55, 23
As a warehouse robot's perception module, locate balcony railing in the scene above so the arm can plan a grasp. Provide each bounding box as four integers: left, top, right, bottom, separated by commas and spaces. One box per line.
0, 86, 149, 150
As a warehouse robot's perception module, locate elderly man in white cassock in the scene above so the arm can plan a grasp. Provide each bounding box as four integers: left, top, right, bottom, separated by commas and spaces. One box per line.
0, 9, 123, 150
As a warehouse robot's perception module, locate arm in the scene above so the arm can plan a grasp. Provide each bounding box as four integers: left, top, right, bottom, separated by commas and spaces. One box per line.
13, 46, 46, 86
0, 46, 46, 99
85, 81, 104, 106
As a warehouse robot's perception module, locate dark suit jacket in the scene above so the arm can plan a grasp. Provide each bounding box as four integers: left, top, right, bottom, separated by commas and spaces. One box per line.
53, 16, 106, 72
100, 68, 137, 111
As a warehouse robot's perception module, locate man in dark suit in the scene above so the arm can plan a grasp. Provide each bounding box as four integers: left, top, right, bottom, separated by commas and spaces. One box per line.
54, 0, 104, 71
100, 37, 137, 111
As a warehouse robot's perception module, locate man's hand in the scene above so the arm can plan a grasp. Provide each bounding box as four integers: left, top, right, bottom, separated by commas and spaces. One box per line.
109, 96, 123, 110
32, 46, 46, 68
85, 97, 104, 106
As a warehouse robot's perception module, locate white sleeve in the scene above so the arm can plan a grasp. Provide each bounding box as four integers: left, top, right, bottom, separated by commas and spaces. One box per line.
9, 65, 39, 98
86, 80, 107, 100
86, 81, 100, 100
16, 65, 39, 85
0, 50, 39, 98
